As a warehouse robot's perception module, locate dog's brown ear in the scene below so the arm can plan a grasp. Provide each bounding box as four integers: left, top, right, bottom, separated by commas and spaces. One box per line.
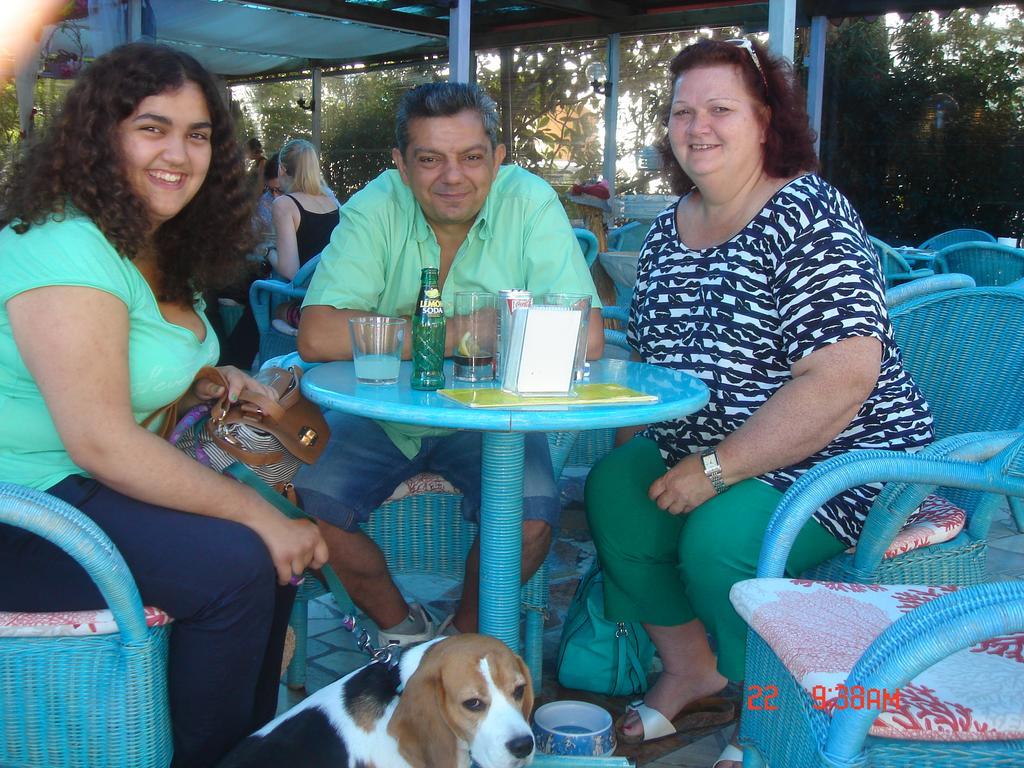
515, 652, 535, 719
389, 647, 458, 768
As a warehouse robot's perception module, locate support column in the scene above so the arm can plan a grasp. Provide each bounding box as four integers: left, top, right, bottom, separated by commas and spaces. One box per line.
807, 16, 827, 157
449, 0, 472, 83
767, 0, 796, 62
499, 47, 514, 160
312, 67, 322, 153
603, 34, 620, 200
478, 432, 525, 654
127, 0, 142, 41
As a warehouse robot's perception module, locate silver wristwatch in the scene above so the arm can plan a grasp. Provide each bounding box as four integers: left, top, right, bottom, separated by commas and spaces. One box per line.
700, 448, 727, 494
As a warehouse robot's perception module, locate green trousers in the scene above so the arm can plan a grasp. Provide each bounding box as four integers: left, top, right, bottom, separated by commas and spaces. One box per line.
584, 437, 847, 682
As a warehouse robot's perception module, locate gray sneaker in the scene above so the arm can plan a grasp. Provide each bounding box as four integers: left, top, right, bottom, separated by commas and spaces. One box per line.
376, 603, 438, 648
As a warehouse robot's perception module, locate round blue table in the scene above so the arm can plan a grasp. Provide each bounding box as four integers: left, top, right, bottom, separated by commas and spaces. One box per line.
301, 358, 709, 674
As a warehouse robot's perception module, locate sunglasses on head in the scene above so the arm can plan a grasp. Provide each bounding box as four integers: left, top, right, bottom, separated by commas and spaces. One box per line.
725, 38, 768, 92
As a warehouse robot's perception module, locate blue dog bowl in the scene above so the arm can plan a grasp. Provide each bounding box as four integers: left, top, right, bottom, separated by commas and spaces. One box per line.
532, 700, 616, 757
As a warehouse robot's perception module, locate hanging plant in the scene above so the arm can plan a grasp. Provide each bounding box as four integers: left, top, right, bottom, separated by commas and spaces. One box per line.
59, 1, 90, 22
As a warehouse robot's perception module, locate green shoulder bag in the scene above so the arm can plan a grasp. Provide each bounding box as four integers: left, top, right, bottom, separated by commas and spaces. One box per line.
556, 563, 655, 697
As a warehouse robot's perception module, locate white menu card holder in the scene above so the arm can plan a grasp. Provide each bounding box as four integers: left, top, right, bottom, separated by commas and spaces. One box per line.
500, 306, 581, 395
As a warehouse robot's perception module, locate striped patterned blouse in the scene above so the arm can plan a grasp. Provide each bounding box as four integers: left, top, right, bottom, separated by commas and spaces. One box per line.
628, 174, 934, 546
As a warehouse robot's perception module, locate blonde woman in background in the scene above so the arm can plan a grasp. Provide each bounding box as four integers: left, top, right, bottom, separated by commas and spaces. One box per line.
271, 139, 339, 281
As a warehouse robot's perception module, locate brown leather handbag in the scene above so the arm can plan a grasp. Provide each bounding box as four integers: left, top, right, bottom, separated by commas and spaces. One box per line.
151, 366, 329, 494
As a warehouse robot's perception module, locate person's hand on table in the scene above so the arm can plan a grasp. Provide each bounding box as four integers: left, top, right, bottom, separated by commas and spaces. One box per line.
648, 452, 717, 515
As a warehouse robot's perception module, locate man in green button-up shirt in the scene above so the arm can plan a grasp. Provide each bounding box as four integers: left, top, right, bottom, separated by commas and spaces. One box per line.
295, 82, 603, 644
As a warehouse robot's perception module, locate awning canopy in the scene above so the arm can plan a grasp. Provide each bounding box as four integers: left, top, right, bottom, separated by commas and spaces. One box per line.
31, 1, 991, 81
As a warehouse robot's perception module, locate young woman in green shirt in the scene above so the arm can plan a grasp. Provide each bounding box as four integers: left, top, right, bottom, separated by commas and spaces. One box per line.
0, 43, 327, 767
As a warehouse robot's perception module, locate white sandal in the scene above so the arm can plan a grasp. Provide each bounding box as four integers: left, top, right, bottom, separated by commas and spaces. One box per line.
712, 743, 743, 768
376, 603, 438, 648
622, 701, 679, 742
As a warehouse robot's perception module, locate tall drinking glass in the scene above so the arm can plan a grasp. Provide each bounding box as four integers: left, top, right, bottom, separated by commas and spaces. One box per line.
453, 291, 497, 382
542, 292, 591, 380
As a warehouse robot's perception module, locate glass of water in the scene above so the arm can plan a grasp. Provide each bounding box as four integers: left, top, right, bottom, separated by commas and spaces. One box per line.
349, 316, 406, 384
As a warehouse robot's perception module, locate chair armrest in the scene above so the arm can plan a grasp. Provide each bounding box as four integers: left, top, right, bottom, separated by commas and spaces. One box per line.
249, 279, 309, 334
757, 431, 1024, 578
895, 247, 937, 267
603, 329, 628, 350
292, 252, 323, 288
825, 581, 1024, 761
260, 351, 318, 372
885, 273, 976, 308
601, 305, 628, 323
0, 483, 150, 643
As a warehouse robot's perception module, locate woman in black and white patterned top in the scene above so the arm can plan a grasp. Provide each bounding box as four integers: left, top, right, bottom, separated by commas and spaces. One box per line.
584, 39, 932, 761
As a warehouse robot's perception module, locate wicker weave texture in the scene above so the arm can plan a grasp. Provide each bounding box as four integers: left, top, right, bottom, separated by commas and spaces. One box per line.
741, 631, 830, 768
891, 288, 1024, 441
802, 534, 987, 585
742, 611, 1024, 767
566, 428, 615, 468
366, 493, 474, 578
0, 485, 173, 768
936, 243, 1024, 287
919, 228, 996, 251
257, 332, 299, 368
1, 630, 172, 768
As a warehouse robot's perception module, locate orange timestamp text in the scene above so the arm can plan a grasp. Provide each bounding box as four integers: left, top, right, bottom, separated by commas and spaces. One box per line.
746, 684, 901, 711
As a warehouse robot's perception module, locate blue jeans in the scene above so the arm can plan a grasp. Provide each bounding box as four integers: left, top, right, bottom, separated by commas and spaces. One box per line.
0, 475, 294, 768
294, 412, 561, 531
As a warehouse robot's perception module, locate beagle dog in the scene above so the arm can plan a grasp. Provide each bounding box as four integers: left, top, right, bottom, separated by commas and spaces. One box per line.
219, 634, 535, 768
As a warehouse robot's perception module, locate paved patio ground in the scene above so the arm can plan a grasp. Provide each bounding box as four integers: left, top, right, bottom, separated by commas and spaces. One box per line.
275, 474, 1024, 767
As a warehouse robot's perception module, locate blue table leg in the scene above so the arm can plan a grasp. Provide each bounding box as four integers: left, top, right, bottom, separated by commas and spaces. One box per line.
479, 431, 524, 654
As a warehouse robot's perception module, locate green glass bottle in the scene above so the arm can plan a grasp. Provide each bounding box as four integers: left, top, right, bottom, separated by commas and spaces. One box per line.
410, 267, 446, 390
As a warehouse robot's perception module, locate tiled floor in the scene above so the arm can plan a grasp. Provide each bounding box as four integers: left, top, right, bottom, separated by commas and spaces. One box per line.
275, 479, 1024, 767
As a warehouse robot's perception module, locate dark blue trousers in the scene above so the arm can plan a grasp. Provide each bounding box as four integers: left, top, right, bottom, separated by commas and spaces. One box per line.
0, 475, 295, 768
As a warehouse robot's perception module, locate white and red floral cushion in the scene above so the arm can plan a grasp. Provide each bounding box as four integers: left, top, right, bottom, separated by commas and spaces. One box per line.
0, 606, 172, 638
384, 472, 459, 503
730, 578, 1024, 741
843, 494, 966, 560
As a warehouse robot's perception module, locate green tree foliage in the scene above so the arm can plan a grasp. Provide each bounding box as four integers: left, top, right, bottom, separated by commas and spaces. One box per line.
319, 65, 446, 199
821, 10, 1024, 243
232, 80, 312, 175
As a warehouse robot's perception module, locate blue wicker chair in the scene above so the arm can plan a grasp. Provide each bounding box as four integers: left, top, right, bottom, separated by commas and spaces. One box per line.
933, 241, 1024, 286
918, 227, 996, 251
607, 221, 648, 252
802, 288, 1024, 581
870, 236, 935, 287
573, 227, 599, 268
249, 253, 321, 368
596, 250, 640, 308
884, 272, 975, 308
0, 484, 172, 768
261, 353, 571, 690
889, 287, 1024, 441
736, 431, 1024, 768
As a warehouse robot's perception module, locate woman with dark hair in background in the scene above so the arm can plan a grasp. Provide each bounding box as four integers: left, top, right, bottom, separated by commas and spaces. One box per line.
255, 151, 282, 244
246, 136, 268, 192
0, 43, 326, 767
584, 38, 932, 766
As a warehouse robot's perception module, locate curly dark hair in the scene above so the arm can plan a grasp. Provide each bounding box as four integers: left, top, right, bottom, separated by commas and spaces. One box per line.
0, 42, 255, 304
656, 38, 819, 195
